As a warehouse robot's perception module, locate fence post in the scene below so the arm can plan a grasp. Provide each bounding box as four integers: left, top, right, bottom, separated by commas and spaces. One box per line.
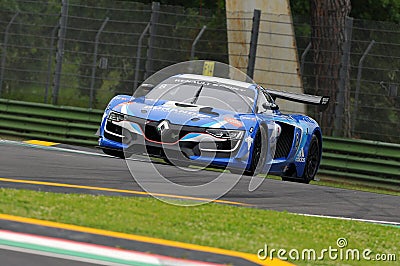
89, 17, 109, 109
300, 43, 311, 77
352, 40, 375, 135
44, 24, 59, 104
0, 12, 19, 98
334, 16, 353, 137
134, 23, 150, 90
190, 25, 207, 60
144, 2, 160, 80
247, 9, 261, 80
52, 0, 69, 105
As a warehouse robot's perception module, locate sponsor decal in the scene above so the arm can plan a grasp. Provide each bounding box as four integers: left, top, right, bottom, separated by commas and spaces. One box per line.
156, 120, 169, 136
296, 147, 306, 162
241, 116, 257, 121
303, 116, 317, 124
245, 136, 253, 151
142, 105, 210, 118
202, 61, 215, 76
321, 97, 329, 105
273, 123, 281, 137
224, 117, 243, 128
173, 78, 248, 92
295, 132, 300, 149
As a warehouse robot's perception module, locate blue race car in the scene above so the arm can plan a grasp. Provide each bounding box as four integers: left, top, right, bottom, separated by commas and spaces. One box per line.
98, 73, 329, 183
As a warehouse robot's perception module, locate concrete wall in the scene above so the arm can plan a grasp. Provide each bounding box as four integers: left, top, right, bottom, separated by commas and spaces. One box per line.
225, 0, 305, 113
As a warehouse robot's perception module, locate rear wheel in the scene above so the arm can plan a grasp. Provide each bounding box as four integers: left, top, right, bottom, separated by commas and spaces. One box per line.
301, 134, 320, 183
281, 134, 320, 183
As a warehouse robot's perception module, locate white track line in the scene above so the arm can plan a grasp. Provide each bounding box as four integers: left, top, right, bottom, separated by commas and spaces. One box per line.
0, 230, 224, 266
295, 213, 400, 227
0, 140, 147, 162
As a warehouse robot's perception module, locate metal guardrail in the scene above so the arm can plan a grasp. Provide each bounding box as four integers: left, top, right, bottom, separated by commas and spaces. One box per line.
0, 99, 102, 146
320, 137, 400, 190
0, 99, 399, 190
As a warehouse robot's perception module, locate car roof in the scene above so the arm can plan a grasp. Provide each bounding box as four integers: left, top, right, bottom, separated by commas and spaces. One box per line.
177, 74, 257, 91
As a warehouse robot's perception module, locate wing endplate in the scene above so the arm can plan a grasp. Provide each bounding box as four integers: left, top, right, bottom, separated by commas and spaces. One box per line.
266, 88, 330, 111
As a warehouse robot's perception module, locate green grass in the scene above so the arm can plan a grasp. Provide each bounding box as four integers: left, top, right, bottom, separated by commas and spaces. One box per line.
0, 188, 398, 265
311, 177, 400, 196
254, 173, 400, 196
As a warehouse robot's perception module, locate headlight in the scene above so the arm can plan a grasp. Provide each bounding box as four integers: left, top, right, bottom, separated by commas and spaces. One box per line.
108, 111, 125, 122
206, 129, 244, 140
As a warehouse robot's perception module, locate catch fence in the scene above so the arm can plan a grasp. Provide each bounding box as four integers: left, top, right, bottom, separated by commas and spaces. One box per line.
0, 0, 398, 143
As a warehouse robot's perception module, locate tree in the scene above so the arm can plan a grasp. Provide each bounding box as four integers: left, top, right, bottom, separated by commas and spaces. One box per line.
351, 0, 400, 23
290, 0, 400, 23
310, 0, 351, 136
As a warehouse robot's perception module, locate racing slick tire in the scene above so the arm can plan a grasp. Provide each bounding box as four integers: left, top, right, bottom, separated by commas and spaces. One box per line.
282, 134, 320, 184
301, 134, 321, 183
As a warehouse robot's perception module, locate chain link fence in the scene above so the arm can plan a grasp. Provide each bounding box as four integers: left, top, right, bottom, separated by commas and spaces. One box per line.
0, 0, 228, 109
295, 16, 400, 143
0, 0, 399, 143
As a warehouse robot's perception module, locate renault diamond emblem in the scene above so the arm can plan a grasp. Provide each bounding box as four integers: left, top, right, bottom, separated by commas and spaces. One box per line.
156, 120, 169, 135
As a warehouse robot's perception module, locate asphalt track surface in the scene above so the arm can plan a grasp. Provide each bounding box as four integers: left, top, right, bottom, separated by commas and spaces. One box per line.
0, 250, 99, 266
0, 140, 399, 223
0, 140, 399, 265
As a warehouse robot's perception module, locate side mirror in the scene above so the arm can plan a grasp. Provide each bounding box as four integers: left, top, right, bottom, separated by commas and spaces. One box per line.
262, 102, 279, 111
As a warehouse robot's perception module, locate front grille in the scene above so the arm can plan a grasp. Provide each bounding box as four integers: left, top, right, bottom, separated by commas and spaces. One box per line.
141, 120, 206, 143
274, 122, 295, 159
144, 123, 182, 143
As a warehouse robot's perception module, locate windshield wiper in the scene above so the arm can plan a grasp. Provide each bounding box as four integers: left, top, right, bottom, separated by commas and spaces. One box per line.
190, 85, 203, 104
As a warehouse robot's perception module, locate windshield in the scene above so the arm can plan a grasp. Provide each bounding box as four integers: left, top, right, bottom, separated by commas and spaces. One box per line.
144, 77, 255, 113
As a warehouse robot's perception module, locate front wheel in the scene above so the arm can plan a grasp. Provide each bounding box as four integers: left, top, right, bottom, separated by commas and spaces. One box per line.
242, 126, 268, 176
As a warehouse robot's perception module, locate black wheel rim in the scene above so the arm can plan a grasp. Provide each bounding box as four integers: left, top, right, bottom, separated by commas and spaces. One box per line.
253, 137, 261, 164
306, 138, 320, 178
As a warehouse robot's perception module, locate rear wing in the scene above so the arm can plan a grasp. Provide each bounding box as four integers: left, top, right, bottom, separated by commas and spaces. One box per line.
266, 88, 330, 111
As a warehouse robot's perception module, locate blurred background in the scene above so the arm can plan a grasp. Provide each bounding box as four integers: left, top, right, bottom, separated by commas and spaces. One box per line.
0, 0, 398, 143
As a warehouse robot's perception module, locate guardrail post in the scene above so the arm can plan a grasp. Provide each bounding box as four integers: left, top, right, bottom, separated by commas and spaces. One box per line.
190, 25, 207, 60
134, 23, 150, 90
52, 0, 69, 105
89, 17, 109, 109
247, 9, 261, 80
44, 24, 59, 104
352, 40, 375, 135
144, 2, 160, 80
0, 12, 19, 98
